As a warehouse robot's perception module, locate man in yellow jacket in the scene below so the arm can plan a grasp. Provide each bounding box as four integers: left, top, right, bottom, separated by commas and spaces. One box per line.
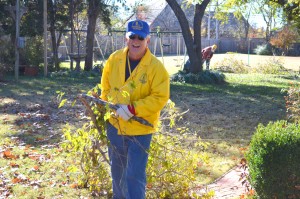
100, 19, 170, 199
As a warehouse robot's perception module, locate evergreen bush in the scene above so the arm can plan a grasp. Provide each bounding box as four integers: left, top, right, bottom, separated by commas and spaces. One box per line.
254, 44, 272, 55
246, 120, 300, 199
171, 70, 226, 84
23, 36, 44, 67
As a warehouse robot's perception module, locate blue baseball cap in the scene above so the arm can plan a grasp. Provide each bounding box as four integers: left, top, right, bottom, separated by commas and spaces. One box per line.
126, 20, 150, 39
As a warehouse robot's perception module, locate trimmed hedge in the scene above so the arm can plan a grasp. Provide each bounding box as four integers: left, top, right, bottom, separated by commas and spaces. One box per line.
246, 120, 300, 198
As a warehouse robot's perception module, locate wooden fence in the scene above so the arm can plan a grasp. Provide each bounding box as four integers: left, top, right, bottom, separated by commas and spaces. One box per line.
55, 33, 299, 61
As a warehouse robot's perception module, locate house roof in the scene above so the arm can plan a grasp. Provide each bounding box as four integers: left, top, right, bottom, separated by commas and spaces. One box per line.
116, 0, 251, 38
150, 2, 251, 38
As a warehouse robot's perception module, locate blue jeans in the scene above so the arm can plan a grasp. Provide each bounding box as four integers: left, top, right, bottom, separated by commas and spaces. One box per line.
107, 123, 152, 199
203, 59, 211, 70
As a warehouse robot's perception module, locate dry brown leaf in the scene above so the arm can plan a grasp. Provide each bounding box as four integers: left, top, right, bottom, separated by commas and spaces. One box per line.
69, 184, 78, 189
28, 154, 40, 160
33, 165, 39, 171
248, 189, 255, 195
197, 162, 203, 167
12, 178, 22, 184
35, 137, 45, 141
9, 162, 19, 168
146, 183, 152, 189
3, 150, 18, 159
231, 156, 238, 161
240, 158, 247, 165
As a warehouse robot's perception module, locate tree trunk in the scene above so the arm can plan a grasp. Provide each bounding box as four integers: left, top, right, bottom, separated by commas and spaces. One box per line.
49, 27, 58, 71
193, 3, 209, 73
166, 0, 210, 73
84, 0, 100, 71
48, 0, 59, 71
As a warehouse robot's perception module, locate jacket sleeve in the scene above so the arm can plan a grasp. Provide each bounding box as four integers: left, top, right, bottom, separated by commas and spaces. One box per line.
100, 56, 111, 101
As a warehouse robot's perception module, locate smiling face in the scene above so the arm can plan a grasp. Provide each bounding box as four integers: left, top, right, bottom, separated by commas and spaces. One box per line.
126, 35, 150, 61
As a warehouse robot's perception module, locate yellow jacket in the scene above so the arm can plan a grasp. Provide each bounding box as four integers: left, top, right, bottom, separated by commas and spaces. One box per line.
100, 47, 170, 135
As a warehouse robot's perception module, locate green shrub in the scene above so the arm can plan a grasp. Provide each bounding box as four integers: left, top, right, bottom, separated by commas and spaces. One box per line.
254, 57, 287, 75
23, 36, 44, 67
146, 133, 202, 198
61, 90, 208, 198
212, 54, 250, 73
246, 120, 300, 199
171, 70, 226, 84
254, 44, 272, 55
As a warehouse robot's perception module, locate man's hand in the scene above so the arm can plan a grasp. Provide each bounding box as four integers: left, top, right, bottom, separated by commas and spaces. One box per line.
116, 104, 135, 121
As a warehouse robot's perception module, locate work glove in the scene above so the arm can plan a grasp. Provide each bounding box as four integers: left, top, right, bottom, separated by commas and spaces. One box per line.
116, 104, 135, 121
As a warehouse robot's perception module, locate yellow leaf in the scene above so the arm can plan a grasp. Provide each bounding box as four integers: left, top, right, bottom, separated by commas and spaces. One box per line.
58, 99, 67, 108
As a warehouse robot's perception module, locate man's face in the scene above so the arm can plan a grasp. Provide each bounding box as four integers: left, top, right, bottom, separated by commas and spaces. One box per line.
126, 34, 150, 60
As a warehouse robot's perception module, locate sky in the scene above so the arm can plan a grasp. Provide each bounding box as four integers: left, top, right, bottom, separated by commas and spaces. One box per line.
117, 0, 166, 19
249, 14, 267, 29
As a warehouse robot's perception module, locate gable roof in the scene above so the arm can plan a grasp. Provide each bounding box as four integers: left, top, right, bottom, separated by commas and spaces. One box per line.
120, 0, 251, 38
150, 2, 251, 38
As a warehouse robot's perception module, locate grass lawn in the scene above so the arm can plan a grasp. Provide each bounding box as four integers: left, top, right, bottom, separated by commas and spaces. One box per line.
0, 56, 299, 198
0, 75, 98, 198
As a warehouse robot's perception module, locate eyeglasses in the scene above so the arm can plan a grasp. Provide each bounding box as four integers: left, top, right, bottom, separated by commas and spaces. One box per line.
129, 35, 145, 41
